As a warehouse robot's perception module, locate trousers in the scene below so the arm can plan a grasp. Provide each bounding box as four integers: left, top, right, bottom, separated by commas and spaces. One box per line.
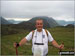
32, 45, 48, 56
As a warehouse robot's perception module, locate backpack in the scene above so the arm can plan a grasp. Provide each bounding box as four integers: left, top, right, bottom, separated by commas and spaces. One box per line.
32, 29, 48, 39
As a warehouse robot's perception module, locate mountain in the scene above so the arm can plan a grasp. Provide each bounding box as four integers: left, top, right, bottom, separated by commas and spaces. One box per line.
56, 20, 66, 26
56, 20, 74, 26
19, 16, 59, 29
8, 20, 23, 24
66, 21, 74, 25
0, 17, 12, 24
65, 24, 74, 28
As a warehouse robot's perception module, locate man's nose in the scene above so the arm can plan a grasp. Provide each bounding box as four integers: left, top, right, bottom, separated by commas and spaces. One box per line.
38, 24, 41, 26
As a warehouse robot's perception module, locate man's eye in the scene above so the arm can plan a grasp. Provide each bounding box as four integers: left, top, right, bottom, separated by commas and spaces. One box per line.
37, 24, 39, 25
36, 24, 39, 25
36, 23, 42, 25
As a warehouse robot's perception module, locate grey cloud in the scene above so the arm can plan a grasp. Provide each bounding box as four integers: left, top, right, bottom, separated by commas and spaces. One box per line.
1, 1, 74, 21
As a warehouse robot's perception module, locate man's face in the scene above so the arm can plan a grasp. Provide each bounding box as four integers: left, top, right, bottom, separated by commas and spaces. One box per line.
35, 20, 43, 30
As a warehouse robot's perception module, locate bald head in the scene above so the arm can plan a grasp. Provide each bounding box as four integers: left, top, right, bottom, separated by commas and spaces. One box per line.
36, 19, 43, 24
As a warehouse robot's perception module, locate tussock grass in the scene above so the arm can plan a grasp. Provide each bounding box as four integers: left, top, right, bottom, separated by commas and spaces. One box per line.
1, 27, 74, 55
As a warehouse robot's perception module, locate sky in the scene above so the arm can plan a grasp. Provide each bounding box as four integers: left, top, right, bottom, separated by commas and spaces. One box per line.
1, 1, 74, 21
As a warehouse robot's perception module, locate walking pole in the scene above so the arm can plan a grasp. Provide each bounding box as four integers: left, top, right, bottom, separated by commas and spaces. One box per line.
15, 47, 18, 56
59, 42, 64, 56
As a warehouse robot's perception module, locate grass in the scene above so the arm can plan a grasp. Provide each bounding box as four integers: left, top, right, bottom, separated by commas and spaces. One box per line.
1, 27, 74, 55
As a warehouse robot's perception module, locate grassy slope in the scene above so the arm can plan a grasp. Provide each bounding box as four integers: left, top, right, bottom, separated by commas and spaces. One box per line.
47, 27, 74, 55
1, 27, 74, 55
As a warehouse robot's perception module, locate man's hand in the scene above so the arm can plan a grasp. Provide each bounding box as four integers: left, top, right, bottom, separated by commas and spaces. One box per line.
58, 43, 64, 50
14, 42, 17, 48
51, 40, 64, 50
13, 42, 19, 48
13, 38, 27, 48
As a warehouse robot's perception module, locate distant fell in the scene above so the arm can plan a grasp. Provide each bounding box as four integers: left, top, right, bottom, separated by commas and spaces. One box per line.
1, 17, 12, 24
19, 16, 59, 29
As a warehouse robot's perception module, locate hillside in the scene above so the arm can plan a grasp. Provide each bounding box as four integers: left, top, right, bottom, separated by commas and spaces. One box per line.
1, 27, 74, 55
1, 17, 12, 24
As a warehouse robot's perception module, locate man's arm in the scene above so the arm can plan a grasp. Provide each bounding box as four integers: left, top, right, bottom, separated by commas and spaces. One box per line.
19, 38, 27, 46
46, 30, 64, 49
51, 40, 64, 49
14, 31, 32, 48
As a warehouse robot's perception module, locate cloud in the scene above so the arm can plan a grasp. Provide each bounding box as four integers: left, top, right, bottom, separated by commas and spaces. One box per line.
1, 1, 74, 21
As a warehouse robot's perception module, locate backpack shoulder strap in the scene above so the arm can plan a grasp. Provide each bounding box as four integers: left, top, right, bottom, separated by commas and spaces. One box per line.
32, 30, 34, 39
32, 29, 48, 38
45, 29, 48, 37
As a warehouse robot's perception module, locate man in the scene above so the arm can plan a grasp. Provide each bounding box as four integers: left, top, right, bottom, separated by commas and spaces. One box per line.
14, 19, 64, 56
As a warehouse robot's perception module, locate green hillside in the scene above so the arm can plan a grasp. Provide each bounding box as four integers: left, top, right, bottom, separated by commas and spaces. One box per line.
1, 27, 74, 55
